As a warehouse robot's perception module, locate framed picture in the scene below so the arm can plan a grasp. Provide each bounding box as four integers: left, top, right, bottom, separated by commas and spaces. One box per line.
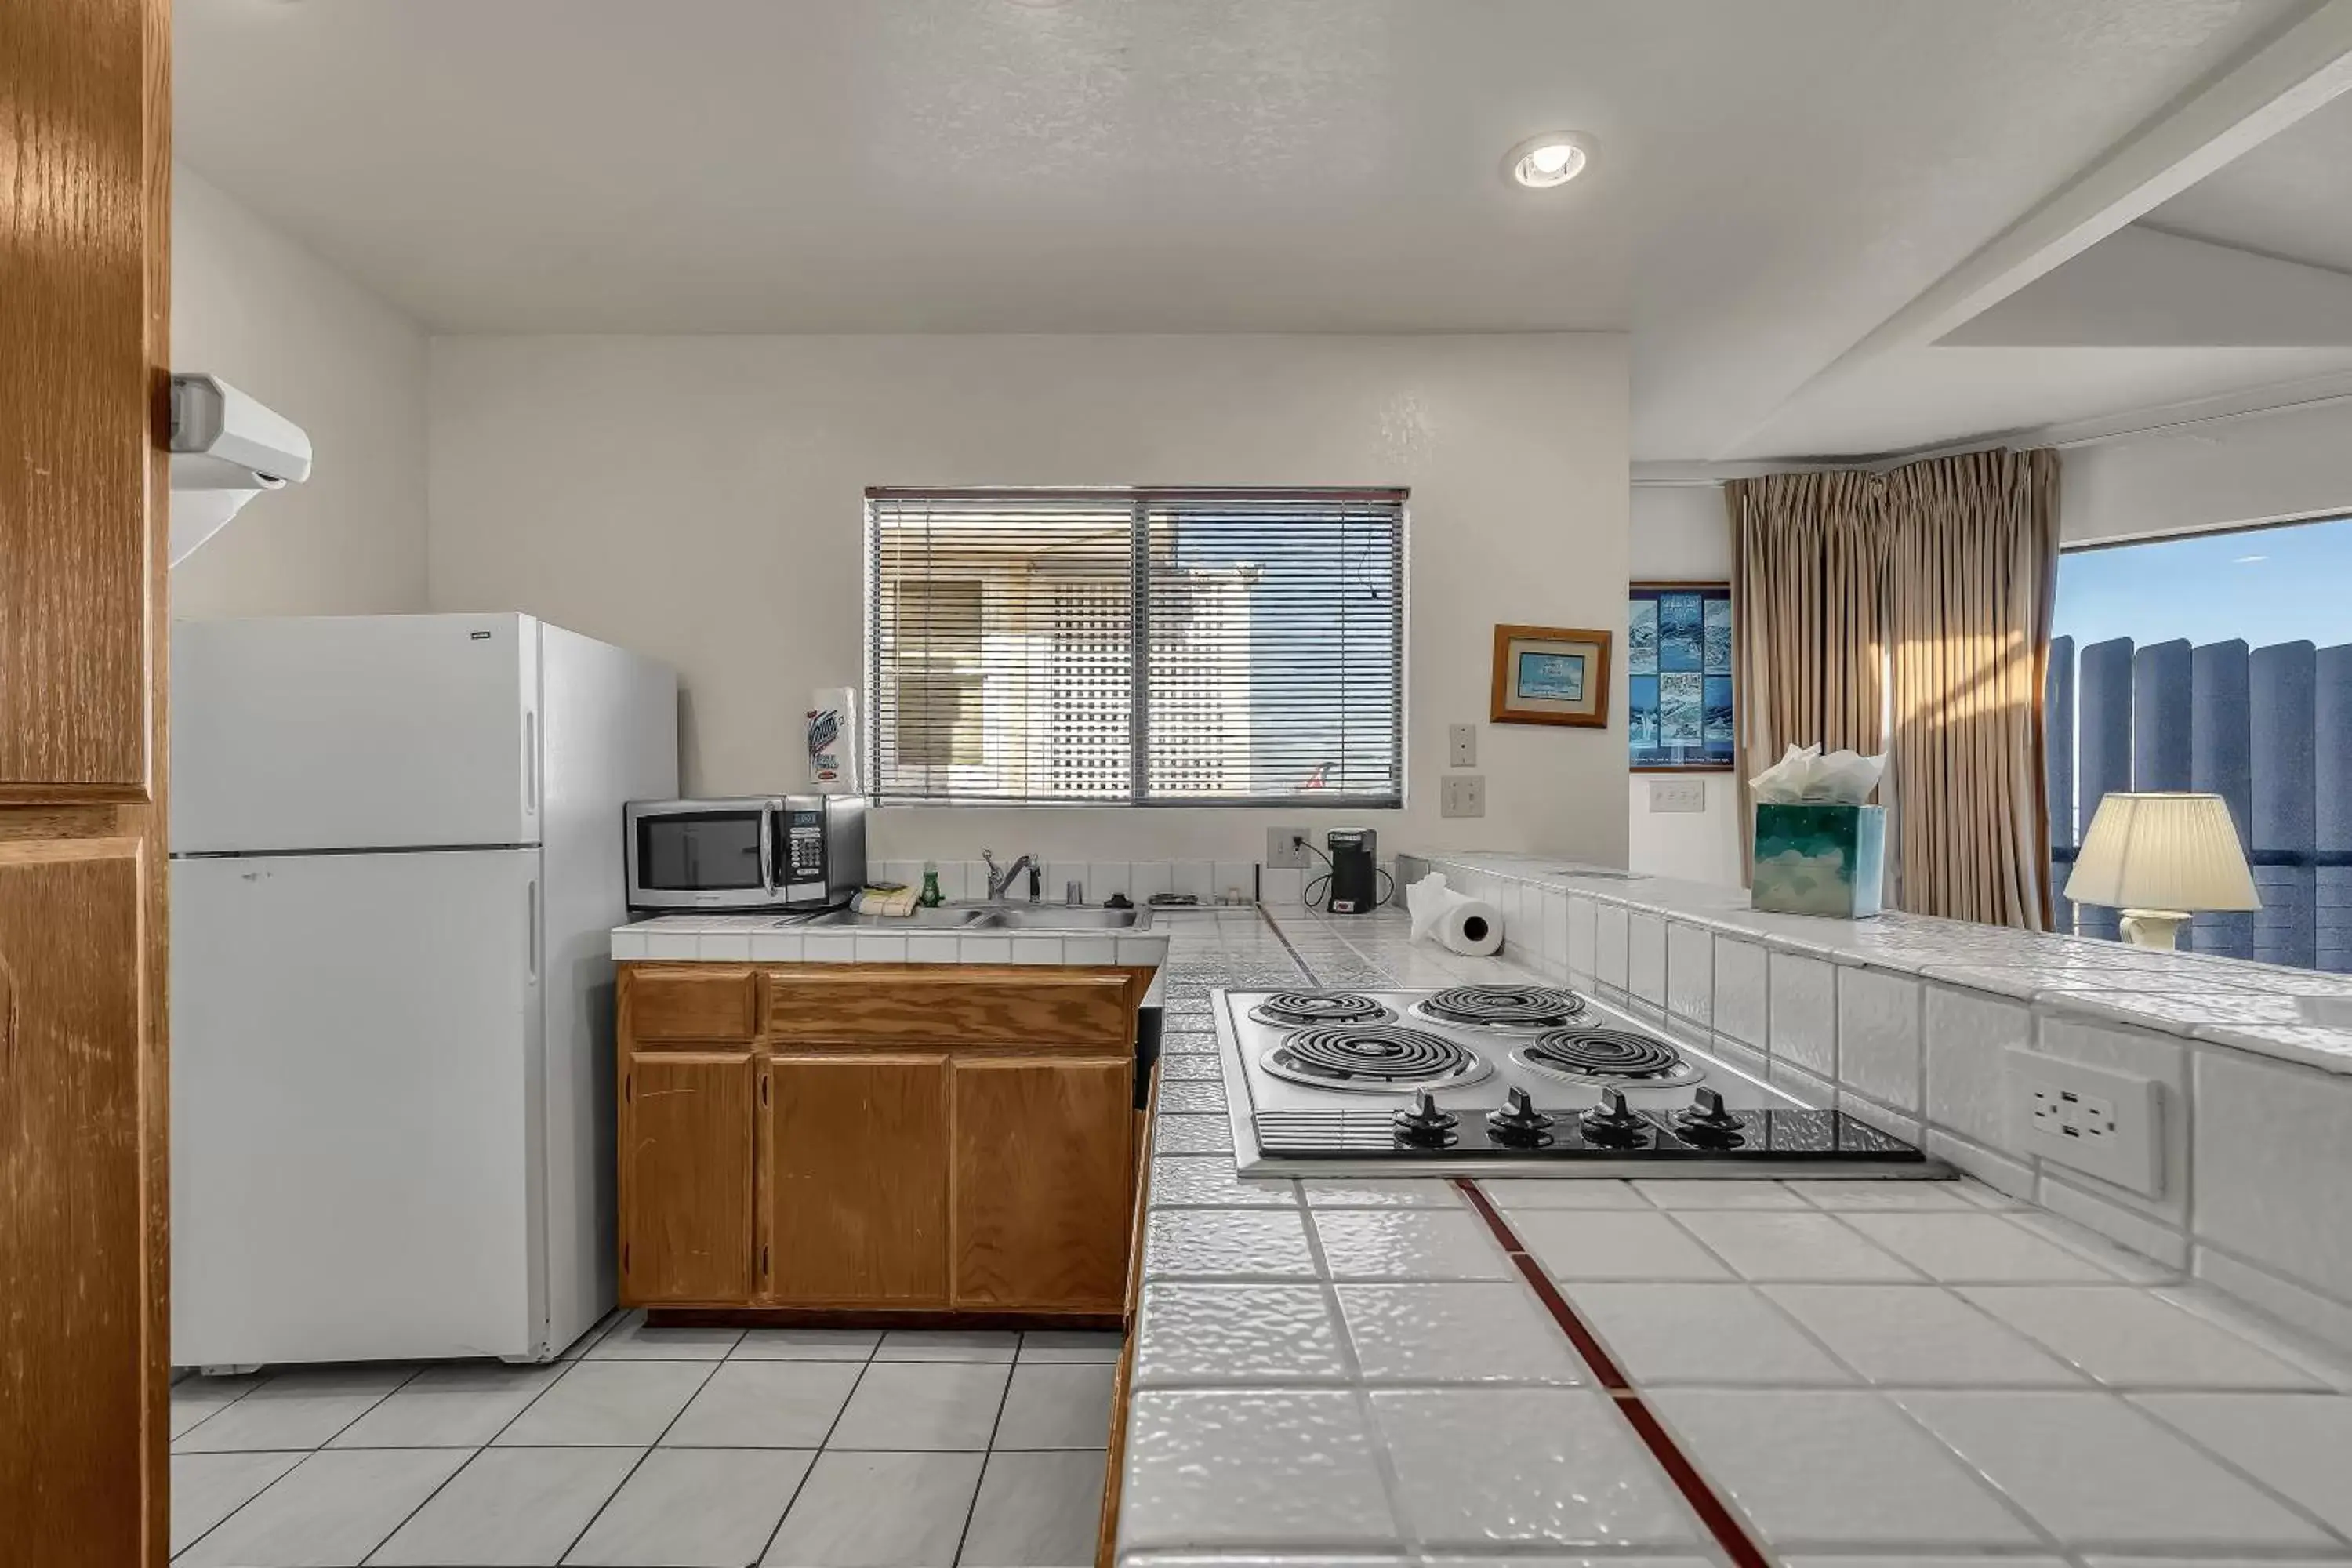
1629, 581, 1734, 771
1490, 624, 1613, 728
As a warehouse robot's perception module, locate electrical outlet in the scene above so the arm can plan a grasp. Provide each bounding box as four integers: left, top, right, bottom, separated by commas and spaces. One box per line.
1448, 724, 1478, 768
2007, 1048, 2164, 1197
1440, 775, 1486, 818
1265, 826, 1309, 869
1648, 777, 1707, 813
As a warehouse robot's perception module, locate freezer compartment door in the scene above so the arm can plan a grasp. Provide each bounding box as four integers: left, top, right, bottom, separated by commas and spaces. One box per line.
172, 849, 546, 1366
174, 614, 541, 853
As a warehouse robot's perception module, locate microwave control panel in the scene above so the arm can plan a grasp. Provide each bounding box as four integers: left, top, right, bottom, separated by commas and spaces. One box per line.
784, 811, 827, 888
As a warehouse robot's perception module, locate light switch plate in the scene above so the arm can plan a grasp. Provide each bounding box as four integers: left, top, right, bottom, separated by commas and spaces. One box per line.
1441, 775, 1486, 818
1648, 778, 1707, 813
1449, 724, 1478, 768
2007, 1047, 2164, 1197
1265, 826, 1309, 869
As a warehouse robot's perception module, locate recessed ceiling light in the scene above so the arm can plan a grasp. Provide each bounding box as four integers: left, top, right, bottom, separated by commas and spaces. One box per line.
1506, 132, 1592, 190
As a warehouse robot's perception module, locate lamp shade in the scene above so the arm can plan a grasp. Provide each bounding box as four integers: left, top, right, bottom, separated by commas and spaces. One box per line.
2064, 792, 2260, 913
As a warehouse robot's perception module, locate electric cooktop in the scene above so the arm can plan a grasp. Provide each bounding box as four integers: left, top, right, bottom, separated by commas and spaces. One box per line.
1214, 985, 1946, 1179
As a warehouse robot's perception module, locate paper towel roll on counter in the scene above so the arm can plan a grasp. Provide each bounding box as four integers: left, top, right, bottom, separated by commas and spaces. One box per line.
1404, 873, 1504, 958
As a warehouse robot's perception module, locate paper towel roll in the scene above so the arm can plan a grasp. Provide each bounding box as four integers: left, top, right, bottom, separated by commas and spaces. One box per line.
1406, 873, 1503, 956
1432, 893, 1504, 957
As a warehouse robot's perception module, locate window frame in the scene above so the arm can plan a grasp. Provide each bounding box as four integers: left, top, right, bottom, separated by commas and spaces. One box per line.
862, 485, 1408, 810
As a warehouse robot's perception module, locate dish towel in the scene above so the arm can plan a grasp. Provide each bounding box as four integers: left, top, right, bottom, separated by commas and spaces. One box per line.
853, 884, 919, 917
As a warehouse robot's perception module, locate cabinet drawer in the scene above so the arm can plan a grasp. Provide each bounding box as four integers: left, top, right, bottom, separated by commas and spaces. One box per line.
622, 965, 760, 1042
768, 965, 1134, 1047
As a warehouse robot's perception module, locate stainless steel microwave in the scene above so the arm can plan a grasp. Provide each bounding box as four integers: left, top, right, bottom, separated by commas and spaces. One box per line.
624, 796, 866, 912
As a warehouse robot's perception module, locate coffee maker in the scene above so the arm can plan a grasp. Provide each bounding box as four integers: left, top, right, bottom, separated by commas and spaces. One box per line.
1325, 827, 1381, 913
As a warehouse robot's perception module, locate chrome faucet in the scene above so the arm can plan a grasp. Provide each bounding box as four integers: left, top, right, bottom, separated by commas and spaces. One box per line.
981, 848, 1037, 903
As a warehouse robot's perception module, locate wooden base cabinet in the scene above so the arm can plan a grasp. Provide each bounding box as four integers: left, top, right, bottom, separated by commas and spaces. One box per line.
955, 1057, 1134, 1311
762, 1054, 952, 1308
619, 1051, 756, 1305
618, 963, 1148, 1318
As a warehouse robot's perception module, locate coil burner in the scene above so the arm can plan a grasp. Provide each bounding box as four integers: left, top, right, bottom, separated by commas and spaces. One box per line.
1514, 1026, 1706, 1087
1411, 985, 1588, 1033
1258, 1024, 1491, 1094
1248, 992, 1396, 1029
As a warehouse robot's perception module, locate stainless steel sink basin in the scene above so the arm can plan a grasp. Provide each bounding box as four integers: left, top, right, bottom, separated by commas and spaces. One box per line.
973, 906, 1142, 930
800, 902, 1145, 931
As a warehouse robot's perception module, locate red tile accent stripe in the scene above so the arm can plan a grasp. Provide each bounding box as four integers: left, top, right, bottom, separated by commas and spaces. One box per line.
1453, 1178, 1773, 1568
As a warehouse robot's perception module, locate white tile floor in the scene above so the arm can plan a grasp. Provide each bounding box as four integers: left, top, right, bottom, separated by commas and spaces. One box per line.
169, 1318, 1120, 1567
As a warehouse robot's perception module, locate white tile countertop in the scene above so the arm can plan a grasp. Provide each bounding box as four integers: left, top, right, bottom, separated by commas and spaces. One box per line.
1120, 899, 2352, 1567
609, 911, 1172, 970
1407, 851, 2352, 1076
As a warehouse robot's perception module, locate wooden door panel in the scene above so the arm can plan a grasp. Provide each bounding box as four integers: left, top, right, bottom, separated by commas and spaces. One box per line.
621, 966, 760, 1043
954, 1057, 1133, 1310
619, 1053, 755, 1304
0, 0, 162, 796
764, 1054, 950, 1306
768, 966, 1134, 1047
0, 841, 150, 1563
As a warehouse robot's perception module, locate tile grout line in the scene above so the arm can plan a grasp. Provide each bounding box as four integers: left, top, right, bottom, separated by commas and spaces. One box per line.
750, 1331, 887, 1567
544, 1353, 731, 1566
945, 1339, 1024, 1567
350, 1346, 612, 1567
173, 1363, 428, 1566
1451, 1177, 1771, 1568
1296, 1192, 1420, 1559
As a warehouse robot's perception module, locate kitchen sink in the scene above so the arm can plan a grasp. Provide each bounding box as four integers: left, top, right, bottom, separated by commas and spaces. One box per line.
974, 905, 1143, 930
801, 902, 1145, 931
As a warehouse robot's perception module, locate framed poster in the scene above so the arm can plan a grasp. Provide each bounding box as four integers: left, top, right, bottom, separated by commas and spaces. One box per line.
1490, 624, 1612, 728
1630, 582, 1733, 771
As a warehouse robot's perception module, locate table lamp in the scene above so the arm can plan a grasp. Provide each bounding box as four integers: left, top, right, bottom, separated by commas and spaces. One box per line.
2064, 791, 2260, 949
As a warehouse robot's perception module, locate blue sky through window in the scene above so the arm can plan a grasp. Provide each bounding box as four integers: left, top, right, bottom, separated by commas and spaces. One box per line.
2054, 515, 2352, 650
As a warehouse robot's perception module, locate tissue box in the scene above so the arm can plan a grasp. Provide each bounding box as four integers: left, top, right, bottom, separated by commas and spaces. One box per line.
1752, 804, 1885, 919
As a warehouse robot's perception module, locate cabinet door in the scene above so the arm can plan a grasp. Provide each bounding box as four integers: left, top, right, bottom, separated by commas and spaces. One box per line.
954, 1057, 1134, 1311
762, 1054, 951, 1307
619, 1052, 755, 1304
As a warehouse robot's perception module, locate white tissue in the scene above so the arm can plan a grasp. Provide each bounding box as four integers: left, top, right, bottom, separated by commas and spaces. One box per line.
1405, 873, 1504, 958
1749, 742, 1886, 805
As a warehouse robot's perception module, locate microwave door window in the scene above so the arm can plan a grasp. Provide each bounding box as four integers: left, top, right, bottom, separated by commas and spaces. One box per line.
639, 814, 766, 891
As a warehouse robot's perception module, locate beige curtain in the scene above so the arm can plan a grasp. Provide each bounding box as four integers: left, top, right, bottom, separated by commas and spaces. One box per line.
1726, 471, 1891, 876
1725, 450, 2060, 930
1884, 448, 2060, 931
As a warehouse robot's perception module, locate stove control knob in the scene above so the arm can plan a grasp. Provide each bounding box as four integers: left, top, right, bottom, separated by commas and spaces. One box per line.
1486, 1087, 1555, 1145
1392, 1089, 1459, 1146
1670, 1087, 1748, 1147
1577, 1087, 1651, 1146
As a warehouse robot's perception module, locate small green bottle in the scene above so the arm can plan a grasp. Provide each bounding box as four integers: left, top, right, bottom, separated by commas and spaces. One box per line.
917, 861, 944, 908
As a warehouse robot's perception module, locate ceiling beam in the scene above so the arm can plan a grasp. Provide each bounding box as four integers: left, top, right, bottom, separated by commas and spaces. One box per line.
1941, 223, 2352, 347
1723, 0, 2352, 448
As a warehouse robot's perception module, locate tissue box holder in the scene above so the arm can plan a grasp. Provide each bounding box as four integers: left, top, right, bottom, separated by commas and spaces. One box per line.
1751, 804, 1885, 919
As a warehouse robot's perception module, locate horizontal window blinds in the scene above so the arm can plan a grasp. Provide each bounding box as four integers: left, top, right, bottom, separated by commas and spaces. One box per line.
866, 488, 1405, 807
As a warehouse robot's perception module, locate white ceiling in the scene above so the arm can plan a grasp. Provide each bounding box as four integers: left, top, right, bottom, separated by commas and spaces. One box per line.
2147, 79, 2352, 274
176, 0, 2327, 462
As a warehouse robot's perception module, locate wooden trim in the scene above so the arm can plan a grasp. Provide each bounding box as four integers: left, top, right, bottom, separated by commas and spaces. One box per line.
1630, 579, 1733, 592
1490, 622, 1615, 728
0, 782, 153, 807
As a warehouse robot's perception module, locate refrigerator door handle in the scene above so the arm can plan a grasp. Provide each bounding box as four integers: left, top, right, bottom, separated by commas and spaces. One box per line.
526, 880, 539, 982
523, 710, 539, 818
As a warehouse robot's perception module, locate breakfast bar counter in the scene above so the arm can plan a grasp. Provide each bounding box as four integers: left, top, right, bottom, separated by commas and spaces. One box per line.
1115, 897, 2352, 1566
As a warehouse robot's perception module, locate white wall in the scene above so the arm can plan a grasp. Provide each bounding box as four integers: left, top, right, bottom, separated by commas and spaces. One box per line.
1625, 483, 1744, 886
428, 333, 1629, 864
2060, 401, 2352, 547
169, 165, 430, 618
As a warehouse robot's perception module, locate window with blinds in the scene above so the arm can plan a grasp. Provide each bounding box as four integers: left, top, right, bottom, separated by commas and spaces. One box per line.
866, 488, 1406, 807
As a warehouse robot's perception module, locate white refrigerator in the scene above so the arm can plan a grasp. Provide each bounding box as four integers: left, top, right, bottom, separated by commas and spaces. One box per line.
171, 613, 677, 1368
